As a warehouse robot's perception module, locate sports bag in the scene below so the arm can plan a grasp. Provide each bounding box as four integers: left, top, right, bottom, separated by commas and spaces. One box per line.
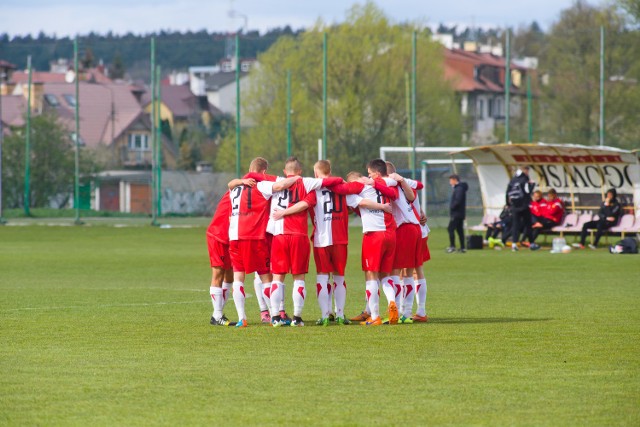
609, 238, 638, 254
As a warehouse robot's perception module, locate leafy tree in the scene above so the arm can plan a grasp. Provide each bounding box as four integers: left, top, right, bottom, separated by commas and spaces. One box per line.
215, 2, 461, 175
1, 113, 101, 209
538, 1, 640, 148
81, 46, 95, 69
110, 51, 125, 79
618, 0, 640, 22
512, 21, 546, 58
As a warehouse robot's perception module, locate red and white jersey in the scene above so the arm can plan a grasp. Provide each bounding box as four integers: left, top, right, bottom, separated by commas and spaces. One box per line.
346, 179, 397, 233
305, 189, 349, 247
207, 192, 231, 244
228, 181, 275, 241
383, 177, 421, 227
267, 177, 326, 236
412, 193, 430, 238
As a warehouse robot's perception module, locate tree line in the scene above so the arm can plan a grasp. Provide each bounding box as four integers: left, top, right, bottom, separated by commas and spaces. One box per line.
0, 27, 303, 80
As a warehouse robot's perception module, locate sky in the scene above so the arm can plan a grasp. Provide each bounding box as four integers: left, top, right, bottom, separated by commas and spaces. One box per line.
1, 0, 583, 37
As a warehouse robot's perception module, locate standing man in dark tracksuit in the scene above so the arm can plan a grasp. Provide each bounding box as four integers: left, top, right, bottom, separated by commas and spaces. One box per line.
446, 174, 468, 253
506, 166, 539, 252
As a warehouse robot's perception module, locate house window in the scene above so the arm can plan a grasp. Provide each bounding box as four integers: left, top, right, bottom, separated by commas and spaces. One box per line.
44, 94, 60, 107
488, 99, 494, 118
477, 99, 484, 119
128, 133, 149, 151
240, 62, 251, 72
495, 98, 503, 117
63, 94, 76, 107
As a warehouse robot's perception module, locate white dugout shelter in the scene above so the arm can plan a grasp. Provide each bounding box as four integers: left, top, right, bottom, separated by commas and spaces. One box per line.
454, 143, 640, 218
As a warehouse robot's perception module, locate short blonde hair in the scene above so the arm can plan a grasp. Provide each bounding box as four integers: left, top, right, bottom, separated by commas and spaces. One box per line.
249, 157, 268, 173
314, 160, 331, 176
386, 161, 396, 174
346, 171, 362, 182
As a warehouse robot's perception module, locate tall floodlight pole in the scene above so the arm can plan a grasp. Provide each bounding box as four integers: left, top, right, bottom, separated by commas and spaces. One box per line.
150, 37, 157, 225
527, 73, 533, 142
411, 30, 417, 179
156, 65, 162, 217
505, 29, 511, 144
24, 56, 32, 216
74, 37, 82, 225
235, 33, 241, 178
322, 32, 327, 160
599, 26, 605, 147
286, 70, 292, 157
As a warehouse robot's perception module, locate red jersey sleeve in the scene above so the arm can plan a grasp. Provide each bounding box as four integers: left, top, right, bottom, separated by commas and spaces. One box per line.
304, 191, 318, 207
321, 177, 344, 187
414, 181, 424, 190
330, 181, 365, 195
374, 178, 398, 200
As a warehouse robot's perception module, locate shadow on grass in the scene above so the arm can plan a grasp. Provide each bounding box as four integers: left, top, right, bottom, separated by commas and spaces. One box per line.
430, 317, 553, 324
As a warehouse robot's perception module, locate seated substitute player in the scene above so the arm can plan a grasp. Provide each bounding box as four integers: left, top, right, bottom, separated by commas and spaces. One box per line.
208, 170, 260, 326
227, 166, 300, 328
272, 160, 393, 326
345, 159, 399, 326
266, 157, 344, 327
530, 188, 564, 244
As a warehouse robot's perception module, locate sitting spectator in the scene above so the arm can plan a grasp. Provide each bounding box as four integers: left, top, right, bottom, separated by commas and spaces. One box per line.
573, 188, 621, 250
517, 190, 544, 250
529, 190, 548, 220
530, 188, 564, 243
485, 205, 512, 248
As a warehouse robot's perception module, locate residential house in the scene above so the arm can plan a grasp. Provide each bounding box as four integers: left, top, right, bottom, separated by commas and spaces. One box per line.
443, 48, 532, 145
141, 83, 223, 142
38, 81, 177, 169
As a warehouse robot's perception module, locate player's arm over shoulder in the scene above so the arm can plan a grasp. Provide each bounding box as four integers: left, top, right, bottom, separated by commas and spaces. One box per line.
358, 198, 392, 213
272, 176, 300, 192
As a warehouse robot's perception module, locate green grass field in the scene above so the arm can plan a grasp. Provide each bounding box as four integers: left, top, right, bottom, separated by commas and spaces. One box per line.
1, 224, 639, 426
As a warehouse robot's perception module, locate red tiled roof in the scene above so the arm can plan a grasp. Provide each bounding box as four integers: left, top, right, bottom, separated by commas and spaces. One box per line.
43, 82, 144, 148
142, 83, 221, 118
11, 71, 67, 84
444, 48, 527, 94
0, 60, 17, 69
0, 95, 27, 127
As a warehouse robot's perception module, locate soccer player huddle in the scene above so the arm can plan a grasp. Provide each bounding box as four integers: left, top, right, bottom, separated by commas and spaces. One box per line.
206, 156, 431, 328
